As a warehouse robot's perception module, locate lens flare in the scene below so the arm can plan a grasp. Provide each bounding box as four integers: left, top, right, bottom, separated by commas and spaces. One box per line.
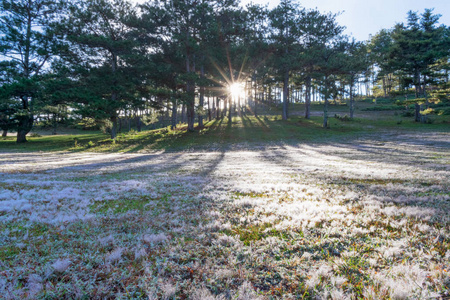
229, 82, 244, 99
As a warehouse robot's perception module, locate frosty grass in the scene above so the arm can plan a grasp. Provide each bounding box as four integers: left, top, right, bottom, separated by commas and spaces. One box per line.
0, 131, 449, 299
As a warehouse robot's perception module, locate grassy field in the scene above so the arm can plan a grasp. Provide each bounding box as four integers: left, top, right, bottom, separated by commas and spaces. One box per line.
1, 99, 449, 153
0, 100, 449, 299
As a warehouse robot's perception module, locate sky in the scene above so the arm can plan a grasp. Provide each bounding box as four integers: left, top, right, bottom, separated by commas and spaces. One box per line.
242, 0, 450, 41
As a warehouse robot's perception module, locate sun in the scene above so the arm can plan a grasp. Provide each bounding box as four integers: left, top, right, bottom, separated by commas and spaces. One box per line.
229, 82, 244, 99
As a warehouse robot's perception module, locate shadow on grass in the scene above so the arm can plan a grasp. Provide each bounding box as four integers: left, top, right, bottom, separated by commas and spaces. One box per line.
2, 110, 447, 154
31, 147, 227, 179
252, 133, 449, 220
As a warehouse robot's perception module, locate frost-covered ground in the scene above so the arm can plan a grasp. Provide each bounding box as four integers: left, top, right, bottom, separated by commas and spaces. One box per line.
1, 131, 449, 299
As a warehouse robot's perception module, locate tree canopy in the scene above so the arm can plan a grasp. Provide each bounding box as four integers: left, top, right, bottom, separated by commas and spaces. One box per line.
1, 0, 449, 142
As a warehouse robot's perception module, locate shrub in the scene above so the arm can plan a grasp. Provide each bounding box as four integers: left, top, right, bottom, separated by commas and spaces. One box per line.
334, 114, 351, 121
426, 118, 435, 124
420, 108, 435, 115
99, 120, 112, 134
373, 98, 393, 104
74, 118, 100, 130
363, 105, 403, 111
159, 128, 169, 134
127, 129, 138, 135
401, 110, 414, 117
437, 108, 450, 116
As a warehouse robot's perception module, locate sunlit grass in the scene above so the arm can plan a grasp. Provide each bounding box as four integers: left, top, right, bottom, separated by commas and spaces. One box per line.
1, 98, 449, 298
1, 99, 449, 153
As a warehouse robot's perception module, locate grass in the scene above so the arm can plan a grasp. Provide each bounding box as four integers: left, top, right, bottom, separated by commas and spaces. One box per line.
1, 98, 450, 299
1, 138, 449, 298
1, 99, 449, 153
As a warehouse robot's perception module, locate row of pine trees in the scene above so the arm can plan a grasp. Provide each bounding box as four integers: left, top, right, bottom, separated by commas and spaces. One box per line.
1, 0, 449, 142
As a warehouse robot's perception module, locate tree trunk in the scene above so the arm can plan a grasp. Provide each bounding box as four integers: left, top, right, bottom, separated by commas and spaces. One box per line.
414, 69, 422, 98
198, 64, 205, 127
181, 103, 186, 123
186, 55, 195, 132
349, 76, 355, 119
262, 85, 266, 103
136, 116, 142, 132
254, 78, 257, 117
421, 77, 429, 123
323, 77, 329, 128
237, 94, 241, 117
17, 129, 28, 143
414, 69, 421, 122
2, 129, 7, 137
313, 85, 316, 102
216, 97, 220, 119
110, 52, 119, 138
171, 98, 177, 130
228, 97, 232, 123
208, 97, 212, 122
387, 74, 392, 95
187, 104, 195, 131
415, 103, 421, 123
16, 111, 33, 143
110, 115, 118, 139
52, 113, 57, 135
305, 76, 311, 119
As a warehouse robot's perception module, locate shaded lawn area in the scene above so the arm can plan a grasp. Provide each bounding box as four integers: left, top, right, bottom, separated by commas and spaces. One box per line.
1, 110, 449, 153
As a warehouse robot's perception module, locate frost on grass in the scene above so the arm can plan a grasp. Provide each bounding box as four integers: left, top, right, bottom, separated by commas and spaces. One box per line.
105, 248, 124, 263
143, 233, 168, 245
51, 258, 71, 273
0, 131, 449, 298
27, 274, 43, 297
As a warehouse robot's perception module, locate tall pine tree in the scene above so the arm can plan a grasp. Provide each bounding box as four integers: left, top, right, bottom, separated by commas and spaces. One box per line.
0, 0, 61, 142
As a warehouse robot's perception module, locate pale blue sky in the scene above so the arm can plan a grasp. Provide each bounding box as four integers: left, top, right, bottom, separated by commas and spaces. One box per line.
243, 0, 450, 41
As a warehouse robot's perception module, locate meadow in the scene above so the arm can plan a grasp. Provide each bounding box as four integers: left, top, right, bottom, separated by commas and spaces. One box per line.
0, 102, 449, 299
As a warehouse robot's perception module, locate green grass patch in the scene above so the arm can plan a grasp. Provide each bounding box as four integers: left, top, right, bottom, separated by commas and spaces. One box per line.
232, 191, 269, 198
362, 105, 404, 111
0, 115, 355, 152
2, 103, 449, 153
90, 195, 157, 214
338, 255, 371, 296
223, 223, 290, 246
0, 245, 22, 260
340, 178, 407, 185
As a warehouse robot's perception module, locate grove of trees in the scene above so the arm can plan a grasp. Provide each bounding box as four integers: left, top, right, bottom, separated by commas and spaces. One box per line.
1, 0, 449, 142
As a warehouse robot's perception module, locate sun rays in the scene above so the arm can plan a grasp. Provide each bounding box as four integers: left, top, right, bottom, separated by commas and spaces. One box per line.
228, 81, 245, 101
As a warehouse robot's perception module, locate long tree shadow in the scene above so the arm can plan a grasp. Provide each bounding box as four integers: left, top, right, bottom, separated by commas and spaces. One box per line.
20, 148, 227, 181
302, 131, 450, 169
254, 115, 271, 132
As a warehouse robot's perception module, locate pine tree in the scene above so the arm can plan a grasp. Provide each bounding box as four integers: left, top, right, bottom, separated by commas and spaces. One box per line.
341, 40, 370, 118
389, 9, 449, 122
315, 40, 348, 128
297, 9, 344, 119
59, 0, 143, 139
268, 0, 303, 120
0, 0, 61, 142
369, 29, 395, 97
